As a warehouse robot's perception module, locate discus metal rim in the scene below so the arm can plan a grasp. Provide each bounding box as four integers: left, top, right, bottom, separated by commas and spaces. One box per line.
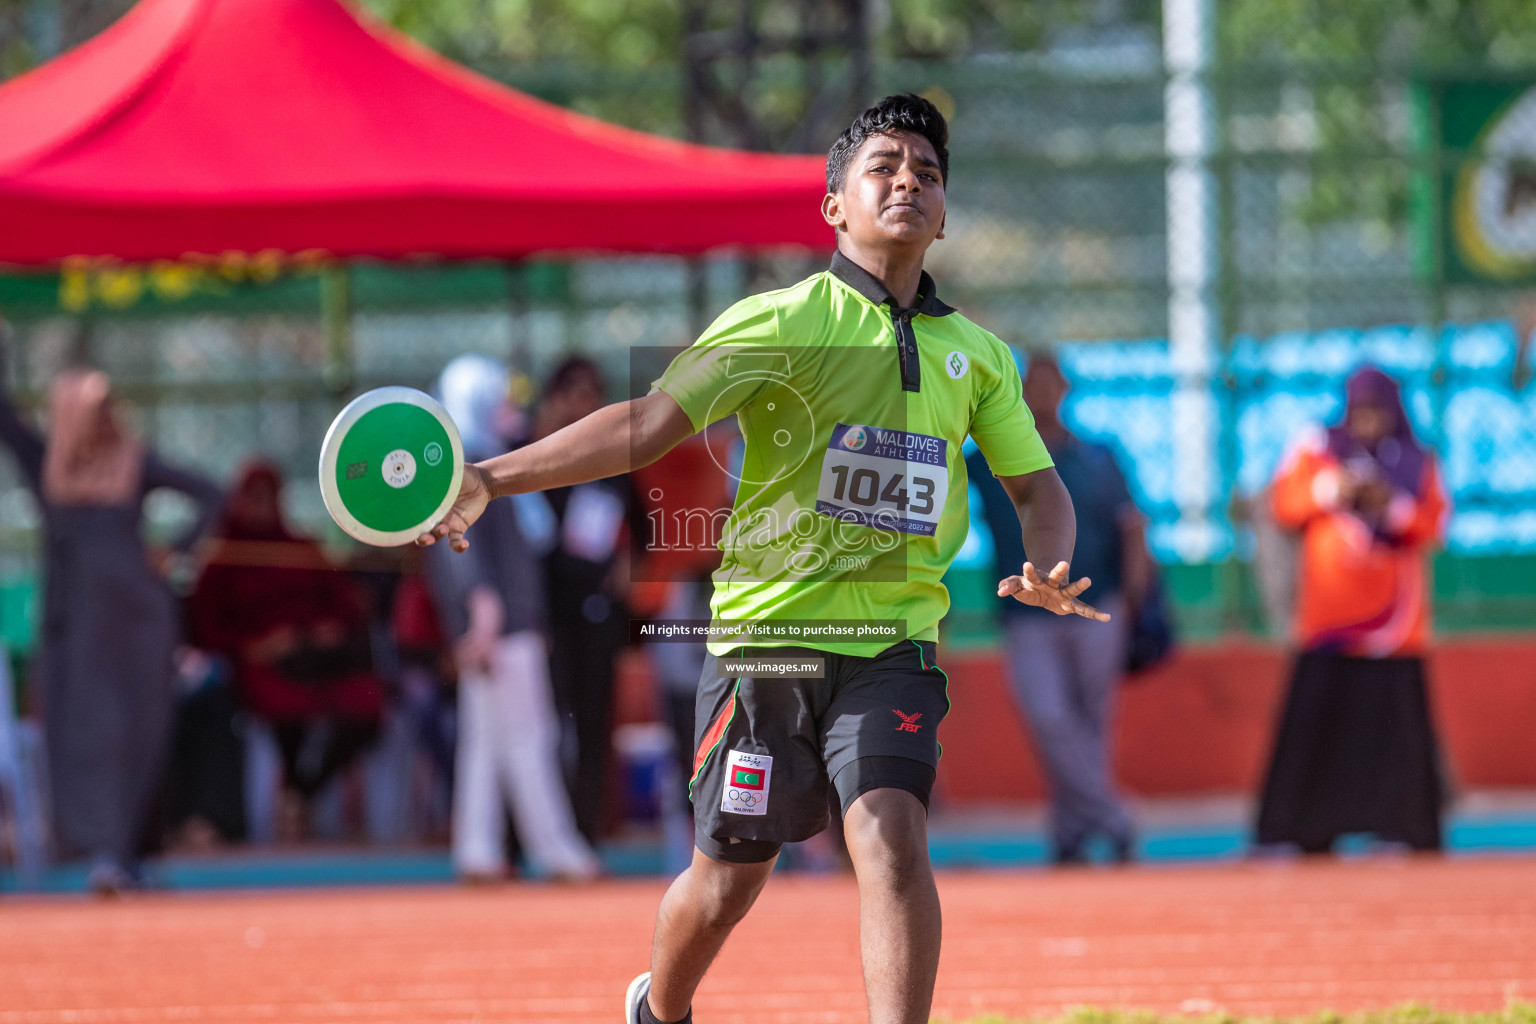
318, 386, 464, 547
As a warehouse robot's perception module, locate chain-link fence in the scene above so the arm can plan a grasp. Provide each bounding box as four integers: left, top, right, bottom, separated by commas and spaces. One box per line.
3, 53, 1536, 645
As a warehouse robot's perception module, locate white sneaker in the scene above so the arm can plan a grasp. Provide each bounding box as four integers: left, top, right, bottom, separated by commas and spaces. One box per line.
624, 972, 652, 1024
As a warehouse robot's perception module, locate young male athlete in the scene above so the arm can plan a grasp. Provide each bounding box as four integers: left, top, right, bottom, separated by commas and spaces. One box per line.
418, 93, 1106, 1024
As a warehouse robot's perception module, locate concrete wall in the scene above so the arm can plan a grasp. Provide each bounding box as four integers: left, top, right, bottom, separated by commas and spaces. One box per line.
935, 636, 1536, 803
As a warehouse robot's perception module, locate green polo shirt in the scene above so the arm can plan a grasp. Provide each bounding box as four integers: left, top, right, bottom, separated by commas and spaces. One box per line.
653, 252, 1053, 656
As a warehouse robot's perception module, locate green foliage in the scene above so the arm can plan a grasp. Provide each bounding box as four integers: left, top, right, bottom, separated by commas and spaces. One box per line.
357, 0, 680, 69
884, 0, 1051, 58
1223, 0, 1536, 68
0, 0, 134, 79
880, 0, 1168, 59
355, 0, 1142, 66
1219, 1, 1536, 230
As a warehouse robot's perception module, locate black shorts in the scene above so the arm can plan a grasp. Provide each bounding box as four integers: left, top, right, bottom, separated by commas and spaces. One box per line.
689, 640, 950, 864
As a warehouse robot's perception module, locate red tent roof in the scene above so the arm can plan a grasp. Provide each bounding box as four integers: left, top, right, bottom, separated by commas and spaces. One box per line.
0, 0, 831, 266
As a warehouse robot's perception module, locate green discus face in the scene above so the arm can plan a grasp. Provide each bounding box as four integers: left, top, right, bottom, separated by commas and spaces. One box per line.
319, 387, 464, 546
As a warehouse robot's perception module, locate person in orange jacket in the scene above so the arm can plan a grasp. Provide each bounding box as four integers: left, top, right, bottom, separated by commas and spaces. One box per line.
1256, 365, 1450, 853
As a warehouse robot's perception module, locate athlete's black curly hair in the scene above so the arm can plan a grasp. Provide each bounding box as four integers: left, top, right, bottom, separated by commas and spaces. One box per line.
825, 93, 949, 194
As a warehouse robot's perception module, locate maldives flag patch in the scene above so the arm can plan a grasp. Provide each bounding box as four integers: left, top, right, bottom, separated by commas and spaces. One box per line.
721, 749, 772, 816
731, 765, 765, 789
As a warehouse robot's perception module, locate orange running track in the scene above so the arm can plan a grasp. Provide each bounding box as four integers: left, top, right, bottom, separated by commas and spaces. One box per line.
2, 857, 1534, 1023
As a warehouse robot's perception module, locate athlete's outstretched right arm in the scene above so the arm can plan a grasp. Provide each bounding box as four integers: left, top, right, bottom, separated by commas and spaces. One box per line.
416, 389, 694, 553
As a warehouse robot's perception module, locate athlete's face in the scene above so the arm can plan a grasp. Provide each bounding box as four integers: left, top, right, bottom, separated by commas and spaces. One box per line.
823, 132, 946, 252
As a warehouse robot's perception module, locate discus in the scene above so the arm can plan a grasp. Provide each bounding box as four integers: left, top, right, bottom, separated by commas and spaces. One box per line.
318, 386, 464, 546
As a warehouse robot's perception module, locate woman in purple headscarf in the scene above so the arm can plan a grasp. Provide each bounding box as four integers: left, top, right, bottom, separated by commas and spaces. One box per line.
1257, 366, 1450, 854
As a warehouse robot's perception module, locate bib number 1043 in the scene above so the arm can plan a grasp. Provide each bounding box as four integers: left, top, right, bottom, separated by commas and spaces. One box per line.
815, 423, 948, 536
825, 465, 935, 516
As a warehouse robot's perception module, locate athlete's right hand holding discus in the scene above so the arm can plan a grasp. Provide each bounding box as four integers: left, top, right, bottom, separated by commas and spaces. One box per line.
414, 463, 492, 552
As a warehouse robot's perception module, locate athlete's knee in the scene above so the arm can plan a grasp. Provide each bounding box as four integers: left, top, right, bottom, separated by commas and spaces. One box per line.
845, 789, 931, 886
694, 877, 761, 931
687, 849, 774, 929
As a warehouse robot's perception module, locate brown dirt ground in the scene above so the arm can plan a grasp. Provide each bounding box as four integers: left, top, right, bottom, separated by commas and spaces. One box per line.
1, 856, 1533, 1023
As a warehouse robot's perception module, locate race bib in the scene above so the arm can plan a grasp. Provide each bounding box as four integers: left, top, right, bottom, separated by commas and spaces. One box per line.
720, 749, 772, 816
814, 423, 948, 536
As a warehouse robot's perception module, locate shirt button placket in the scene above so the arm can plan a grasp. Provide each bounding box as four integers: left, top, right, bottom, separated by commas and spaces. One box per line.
895, 311, 920, 392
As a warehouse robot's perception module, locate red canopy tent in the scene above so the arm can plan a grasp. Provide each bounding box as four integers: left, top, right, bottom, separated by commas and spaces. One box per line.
0, 0, 831, 266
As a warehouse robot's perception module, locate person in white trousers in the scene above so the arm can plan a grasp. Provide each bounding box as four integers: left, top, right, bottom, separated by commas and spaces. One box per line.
452, 590, 597, 880
429, 355, 600, 883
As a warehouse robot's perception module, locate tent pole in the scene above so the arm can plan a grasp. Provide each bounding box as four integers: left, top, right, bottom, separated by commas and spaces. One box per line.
506, 261, 537, 409
507, 259, 533, 373
687, 258, 708, 339
321, 264, 353, 393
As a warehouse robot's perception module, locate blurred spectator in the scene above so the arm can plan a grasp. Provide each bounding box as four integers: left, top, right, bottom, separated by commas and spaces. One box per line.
160, 646, 246, 848
0, 344, 222, 893
967, 353, 1146, 865
341, 545, 449, 846
1257, 366, 1449, 854
632, 430, 737, 868
187, 461, 382, 841
426, 355, 599, 882
384, 554, 457, 841
1242, 483, 1298, 642
530, 357, 645, 842
646, 574, 712, 870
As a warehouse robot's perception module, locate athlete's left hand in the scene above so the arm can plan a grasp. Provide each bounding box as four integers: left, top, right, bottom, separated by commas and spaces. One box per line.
997, 560, 1110, 621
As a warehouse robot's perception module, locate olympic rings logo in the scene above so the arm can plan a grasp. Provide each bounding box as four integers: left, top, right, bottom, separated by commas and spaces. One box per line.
727, 788, 762, 806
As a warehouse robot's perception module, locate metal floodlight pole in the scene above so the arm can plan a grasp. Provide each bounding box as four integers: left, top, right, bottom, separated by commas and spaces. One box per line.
1163, 0, 1220, 565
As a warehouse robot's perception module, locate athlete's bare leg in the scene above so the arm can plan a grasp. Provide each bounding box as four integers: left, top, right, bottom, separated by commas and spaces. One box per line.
843, 788, 941, 1024
646, 847, 777, 1021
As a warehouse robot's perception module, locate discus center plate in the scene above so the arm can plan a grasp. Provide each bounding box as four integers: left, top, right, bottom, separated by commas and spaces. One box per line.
319, 387, 464, 546
382, 448, 417, 488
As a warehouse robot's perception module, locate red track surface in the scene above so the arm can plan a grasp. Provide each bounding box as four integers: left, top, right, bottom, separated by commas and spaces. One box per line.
2, 857, 1534, 1023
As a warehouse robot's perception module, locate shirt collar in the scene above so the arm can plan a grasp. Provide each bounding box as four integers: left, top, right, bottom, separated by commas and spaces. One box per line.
829, 250, 956, 318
